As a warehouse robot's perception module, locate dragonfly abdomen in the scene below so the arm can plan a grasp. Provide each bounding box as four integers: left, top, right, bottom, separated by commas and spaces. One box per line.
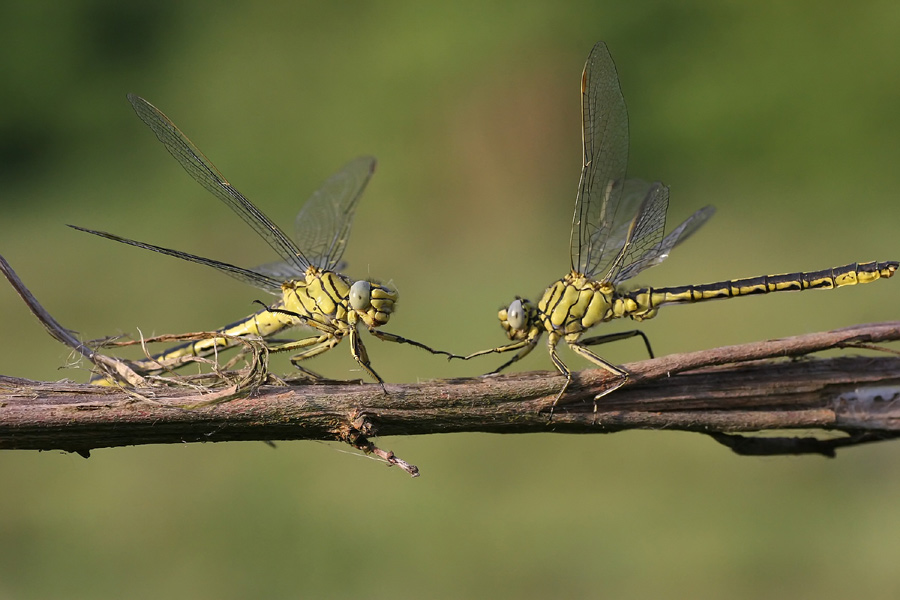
148, 275, 330, 371
616, 260, 898, 321
127, 305, 299, 376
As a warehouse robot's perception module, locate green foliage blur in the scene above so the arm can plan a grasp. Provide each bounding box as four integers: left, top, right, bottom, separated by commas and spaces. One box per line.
2, 2, 900, 598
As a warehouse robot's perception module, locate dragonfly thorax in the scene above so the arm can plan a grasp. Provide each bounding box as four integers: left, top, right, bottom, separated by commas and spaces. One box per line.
536, 272, 616, 335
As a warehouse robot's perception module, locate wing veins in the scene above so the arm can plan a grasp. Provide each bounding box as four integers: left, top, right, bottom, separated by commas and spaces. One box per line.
292, 156, 376, 272
569, 42, 630, 278
127, 94, 310, 273
614, 204, 715, 283
69, 225, 283, 294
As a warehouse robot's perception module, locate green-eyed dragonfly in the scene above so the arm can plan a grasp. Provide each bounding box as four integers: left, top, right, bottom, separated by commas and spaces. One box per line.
73, 94, 453, 385
461, 41, 897, 410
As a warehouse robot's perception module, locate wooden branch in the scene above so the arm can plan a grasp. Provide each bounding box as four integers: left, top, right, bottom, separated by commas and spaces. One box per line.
2, 323, 900, 467
3, 253, 900, 474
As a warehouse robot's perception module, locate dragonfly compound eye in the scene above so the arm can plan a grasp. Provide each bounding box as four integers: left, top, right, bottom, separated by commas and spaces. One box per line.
507, 299, 527, 331
350, 280, 372, 310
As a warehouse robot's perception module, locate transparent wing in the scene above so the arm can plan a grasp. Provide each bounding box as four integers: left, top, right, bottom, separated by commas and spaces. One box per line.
586, 178, 659, 275
292, 156, 376, 272
127, 94, 310, 273
69, 225, 284, 294
598, 181, 670, 283
569, 41, 631, 278
251, 259, 348, 281
614, 203, 716, 284
249, 260, 308, 281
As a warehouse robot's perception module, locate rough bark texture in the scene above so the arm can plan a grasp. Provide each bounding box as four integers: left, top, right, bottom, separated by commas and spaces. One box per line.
3, 322, 900, 474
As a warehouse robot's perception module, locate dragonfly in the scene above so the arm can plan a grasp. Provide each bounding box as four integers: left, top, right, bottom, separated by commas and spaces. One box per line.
72, 94, 454, 385
461, 41, 898, 411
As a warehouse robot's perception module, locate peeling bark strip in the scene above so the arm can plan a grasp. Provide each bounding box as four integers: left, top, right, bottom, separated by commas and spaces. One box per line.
2, 321, 900, 472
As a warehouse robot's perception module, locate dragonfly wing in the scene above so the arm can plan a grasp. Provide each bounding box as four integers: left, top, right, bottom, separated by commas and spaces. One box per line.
251, 259, 349, 281
614, 203, 716, 284
570, 41, 630, 278
127, 94, 310, 273
600, 180, 669, 283
292, 156, 376, 272
69, 225, 283, 294
587, 179, 658, 263
249, 260, 308, 281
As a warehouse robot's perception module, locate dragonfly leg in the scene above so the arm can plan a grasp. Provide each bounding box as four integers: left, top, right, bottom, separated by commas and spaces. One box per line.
257, 302, 334, 335
269, 334, 340, 380
285, 362, 364, 385
487, 341, 537, 375
269, 333, 333, 354
461, 339, 530, 360
367, 329, 457, 358
546, 333, 572, 421
269, 335, 362, 384
286, 363, 327, 381
567, 341, 629, 423
578, 328, 654, 359
349, 327, 386, 391
458, 338, 538, 375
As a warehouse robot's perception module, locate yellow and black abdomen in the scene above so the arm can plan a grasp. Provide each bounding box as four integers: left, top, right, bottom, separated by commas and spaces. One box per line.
86, 303, 301, 384
147, 274, 341, 367
149, 306, 300, 363
95, 277, 323, 382
617, 260, 898, 321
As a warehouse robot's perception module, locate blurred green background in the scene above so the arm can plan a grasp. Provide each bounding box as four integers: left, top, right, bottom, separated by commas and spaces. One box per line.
2, 2, 900, 598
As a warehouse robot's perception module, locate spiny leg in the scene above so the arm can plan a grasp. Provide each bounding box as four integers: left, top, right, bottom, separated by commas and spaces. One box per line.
579, 329, 654, 359
269, 333, 340, 381
488, 341, 537, 375
285, 337, 367, 385
256, 302, 334, 335
459, 339, 538, 374
286, 362, 364, 385
266, 309, 386, 389
270, 332, 333, 354
546, 333, 572, 421
368, 329, 458, 358
567, 341, 629, 423
349, 327, 386, 391
286, 363, 327, 381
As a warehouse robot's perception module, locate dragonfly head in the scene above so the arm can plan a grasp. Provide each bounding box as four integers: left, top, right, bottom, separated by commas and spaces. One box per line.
350, 279, 397, 327
499, 297, 536, 340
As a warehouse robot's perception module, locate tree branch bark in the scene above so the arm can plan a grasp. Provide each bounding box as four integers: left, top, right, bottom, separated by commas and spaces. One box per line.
2, 322, 900, 472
